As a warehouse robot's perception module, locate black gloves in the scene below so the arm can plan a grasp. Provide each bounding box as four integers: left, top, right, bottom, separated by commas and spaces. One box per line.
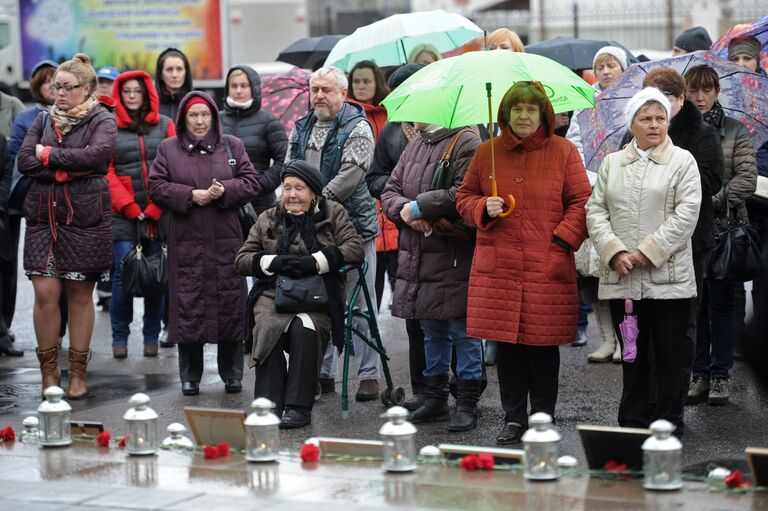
320, 246, 344, 273
268, 254, 301, 274
280, 255, 318, 277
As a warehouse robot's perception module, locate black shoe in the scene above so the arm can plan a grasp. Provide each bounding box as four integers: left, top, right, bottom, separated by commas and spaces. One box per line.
279, 408, 311, 429
448, 379, 481, 432
159, 328, 173, 348
0, 336, 23, 357
224, 379, 242, 393
181, 381, 199, 396
496, 423, 524, 445
407, 374, 450, 423
7, 329, 15, 343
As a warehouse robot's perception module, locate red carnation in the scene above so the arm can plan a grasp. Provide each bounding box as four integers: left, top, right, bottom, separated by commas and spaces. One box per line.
203, 445, 219, 460
0, 426, 16, 442
604, 460, 628, 472
300, 442, 320, 462
477, 453, 495, 470
725, 470, 743, 488
216, 442, 230, 457
96, 431, 111, 447
459, 454, 480, 472
118, 435, 127, 448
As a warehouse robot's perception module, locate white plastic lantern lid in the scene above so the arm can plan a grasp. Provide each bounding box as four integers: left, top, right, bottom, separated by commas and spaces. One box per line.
38, 386, 71, 413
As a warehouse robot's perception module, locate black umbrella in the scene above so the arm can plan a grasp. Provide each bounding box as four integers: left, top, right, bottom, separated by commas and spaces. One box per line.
277, 35, 346, 70
525, 36, 637, 71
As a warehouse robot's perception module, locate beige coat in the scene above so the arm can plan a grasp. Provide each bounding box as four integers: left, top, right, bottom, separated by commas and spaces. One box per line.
586, 136, 701, 301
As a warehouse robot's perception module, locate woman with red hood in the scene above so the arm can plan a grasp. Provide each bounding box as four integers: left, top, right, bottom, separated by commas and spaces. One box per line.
346, 60, 398, 311
106, 70, 175, 359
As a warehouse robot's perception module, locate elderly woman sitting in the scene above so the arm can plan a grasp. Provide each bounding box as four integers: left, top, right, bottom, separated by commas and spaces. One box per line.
586, 88, 701, 432
235, 160, 364, 429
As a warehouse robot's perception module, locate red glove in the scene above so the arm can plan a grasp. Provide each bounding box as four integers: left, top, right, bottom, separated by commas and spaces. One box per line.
122, 203, 143, 220
40, 146, 52, 167
143, 203, 163, 221
54, 169, 73, 183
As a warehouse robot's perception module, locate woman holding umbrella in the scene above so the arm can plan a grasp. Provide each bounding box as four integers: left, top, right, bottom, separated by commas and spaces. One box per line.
586, 88, 701, 431
456, 81, 592, 444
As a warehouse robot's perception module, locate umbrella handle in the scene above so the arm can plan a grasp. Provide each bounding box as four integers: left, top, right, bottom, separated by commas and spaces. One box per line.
490, 179, 517, 218
486, 82, 516, 218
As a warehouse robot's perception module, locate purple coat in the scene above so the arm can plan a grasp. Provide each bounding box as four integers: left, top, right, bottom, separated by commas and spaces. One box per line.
18, 104, 117, 273
148, 91, 261, 345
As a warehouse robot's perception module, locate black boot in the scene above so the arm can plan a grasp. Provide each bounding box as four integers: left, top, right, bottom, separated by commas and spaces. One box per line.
407, 374, 450, 423
449, 379, 481, 432
0, 335, 23, 357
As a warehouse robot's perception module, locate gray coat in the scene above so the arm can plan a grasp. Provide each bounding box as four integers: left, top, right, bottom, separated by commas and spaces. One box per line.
381, 127, 481, 320
711, 116, 757, 221
0, 92, 24, 139
234, 199, 364, 365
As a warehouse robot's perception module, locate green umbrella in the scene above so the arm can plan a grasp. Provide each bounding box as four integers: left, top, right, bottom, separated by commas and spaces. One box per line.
381, 50, 596, 127
323, 10, 483, 72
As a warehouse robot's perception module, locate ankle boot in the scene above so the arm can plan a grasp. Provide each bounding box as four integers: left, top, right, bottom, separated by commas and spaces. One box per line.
408, 374, 450, 423
67, 348, 90, 399
449, 379, 482, 431
588, 301, 618, 362
36, 346, 60, 396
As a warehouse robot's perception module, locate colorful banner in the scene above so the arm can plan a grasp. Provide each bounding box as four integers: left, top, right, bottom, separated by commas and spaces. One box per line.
19, 0, 225, 84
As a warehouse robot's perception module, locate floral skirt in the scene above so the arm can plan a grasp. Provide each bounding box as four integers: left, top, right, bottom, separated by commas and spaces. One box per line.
27, 254, 110, 283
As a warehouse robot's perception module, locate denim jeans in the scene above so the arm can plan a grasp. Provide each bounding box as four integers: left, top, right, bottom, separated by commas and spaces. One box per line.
420, 318, 483, 380
694, 278, 737, 380
110, 239, 165, 346
578, 300, 593, 329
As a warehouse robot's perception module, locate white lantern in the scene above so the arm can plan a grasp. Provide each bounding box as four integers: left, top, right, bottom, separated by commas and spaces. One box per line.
123, 393, 158, 455
522, 412, 561, 480
161, 423, 194, 449
21, 416, 40, 444
37, 386, 72, 447
642, 419, 682, 490
244, 398, 280, 462
379, 406, 417, 472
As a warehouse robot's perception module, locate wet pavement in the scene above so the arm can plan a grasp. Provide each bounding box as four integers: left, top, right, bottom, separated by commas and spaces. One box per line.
1, 245, 768, 507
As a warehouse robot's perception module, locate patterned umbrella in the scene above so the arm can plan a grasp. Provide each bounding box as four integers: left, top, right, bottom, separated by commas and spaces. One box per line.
711, 15, 768, 72
260, 67, 310, 138
578, 51, 768, 172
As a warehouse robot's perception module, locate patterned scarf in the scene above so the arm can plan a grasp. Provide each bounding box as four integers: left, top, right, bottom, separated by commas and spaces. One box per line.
703, 101, 725, 129
50, 95, 98, 135
401, 122, 418, 142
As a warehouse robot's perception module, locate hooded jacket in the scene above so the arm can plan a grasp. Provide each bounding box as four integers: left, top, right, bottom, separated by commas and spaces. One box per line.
220, 65, 288, 215
107, 70, 175, 241
456, 84, 592, 346
154, 48, 193, 122
148, 91, 261, 345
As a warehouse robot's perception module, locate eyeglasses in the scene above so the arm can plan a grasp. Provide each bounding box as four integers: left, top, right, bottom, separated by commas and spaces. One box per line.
51, 83, 82, 93
121, 88, 142, 96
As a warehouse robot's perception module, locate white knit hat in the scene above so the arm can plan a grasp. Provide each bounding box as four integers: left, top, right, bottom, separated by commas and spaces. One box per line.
625, 87, 671, 126
593, 46, 628, 71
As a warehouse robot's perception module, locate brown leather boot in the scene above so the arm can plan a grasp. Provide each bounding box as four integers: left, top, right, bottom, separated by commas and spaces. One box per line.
36, 346, 60, 396
67, 348, 90, 399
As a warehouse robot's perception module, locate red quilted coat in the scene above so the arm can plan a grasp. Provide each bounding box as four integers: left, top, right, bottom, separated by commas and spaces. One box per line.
456, 94, 591, 346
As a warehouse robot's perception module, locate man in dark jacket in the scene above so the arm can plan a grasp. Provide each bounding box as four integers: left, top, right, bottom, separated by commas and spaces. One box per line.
622, 68, 724, 431
288, 66, 381, 402
220, 65, 288, 215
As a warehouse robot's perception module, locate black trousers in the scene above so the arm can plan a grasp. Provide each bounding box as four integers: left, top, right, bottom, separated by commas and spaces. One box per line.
683, 250, 709, 376
253, 318, 322, 412
406, 318, 426, 395
609, 298, 691, 430
0, 215, 21, 327
177, 341, 243, 383
496, 342, 560, 427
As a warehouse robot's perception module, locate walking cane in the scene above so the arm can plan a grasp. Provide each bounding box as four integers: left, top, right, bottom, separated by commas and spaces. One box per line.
486, 82, 516, 218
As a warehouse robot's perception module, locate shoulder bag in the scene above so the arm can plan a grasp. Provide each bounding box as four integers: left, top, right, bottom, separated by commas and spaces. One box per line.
428, 128, 476, 242
708, 185, 763, 282
274, 274, 328, 313
222, 135, 259, 239
121, 223, 168, 297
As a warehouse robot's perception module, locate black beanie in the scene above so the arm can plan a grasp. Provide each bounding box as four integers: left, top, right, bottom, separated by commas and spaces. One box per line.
387, 63, 424, 89
674, 26, 713, 53
281, 159, 324, 195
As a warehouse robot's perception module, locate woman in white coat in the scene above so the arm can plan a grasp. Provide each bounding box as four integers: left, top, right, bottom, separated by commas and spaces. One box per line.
585, 87, 701, 433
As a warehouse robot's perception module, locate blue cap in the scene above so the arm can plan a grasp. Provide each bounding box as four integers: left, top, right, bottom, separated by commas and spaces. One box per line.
96, 66, 120, 81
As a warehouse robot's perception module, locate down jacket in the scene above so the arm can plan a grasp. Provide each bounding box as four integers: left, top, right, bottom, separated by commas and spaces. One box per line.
148, 91, 260, 345
107, 70, 175, 242
585, 136, 702, 301
220, 65, 288, 215
456, 92, 592, 346
18, 103, 117, 273
710, 116, 757, 221
381, 126, 481, 320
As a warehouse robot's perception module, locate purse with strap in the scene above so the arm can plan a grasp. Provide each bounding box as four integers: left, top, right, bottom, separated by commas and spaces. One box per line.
274, 274, 328, 313
121, 223, 168, 297
428, 128, 475, 242
708, 185, 763, 282
222, 135, 259, 239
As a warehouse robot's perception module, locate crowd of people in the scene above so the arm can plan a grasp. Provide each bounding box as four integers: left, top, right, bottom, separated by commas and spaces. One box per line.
0, 24, 766, 443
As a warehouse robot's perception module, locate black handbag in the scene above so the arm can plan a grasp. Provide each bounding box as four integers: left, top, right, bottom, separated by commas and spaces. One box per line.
708, 186, 763, 282
121, 225, 168, 297
274, 274, 328, 313
222, 135, 258, 239
428, 128, 475, 242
